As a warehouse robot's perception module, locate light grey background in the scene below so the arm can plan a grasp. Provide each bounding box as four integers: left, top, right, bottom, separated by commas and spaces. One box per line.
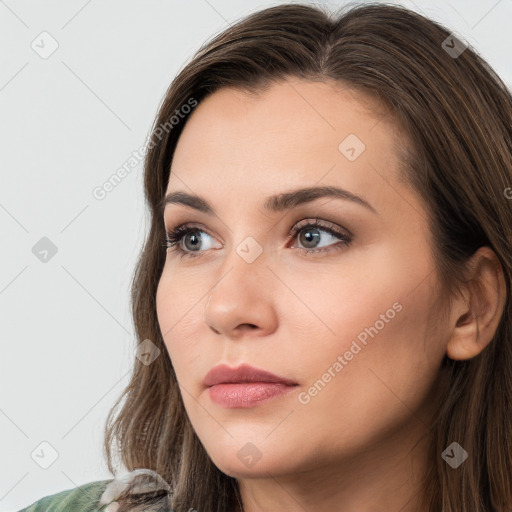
1, 0, 510, 510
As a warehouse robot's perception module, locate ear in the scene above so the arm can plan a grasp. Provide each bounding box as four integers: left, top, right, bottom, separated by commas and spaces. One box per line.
446, 246, 507, 361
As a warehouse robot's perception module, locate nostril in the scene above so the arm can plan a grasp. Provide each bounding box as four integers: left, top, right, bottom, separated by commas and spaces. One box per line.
240, 323, 258, 330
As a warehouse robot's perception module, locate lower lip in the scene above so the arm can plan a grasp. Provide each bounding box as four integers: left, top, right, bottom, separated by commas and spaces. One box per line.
208, 382, 297, 408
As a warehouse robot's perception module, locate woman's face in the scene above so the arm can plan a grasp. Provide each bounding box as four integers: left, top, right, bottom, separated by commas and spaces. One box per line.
156, 78, 448, 479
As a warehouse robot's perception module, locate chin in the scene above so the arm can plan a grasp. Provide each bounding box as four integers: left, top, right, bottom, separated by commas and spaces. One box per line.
211, 457, 286, 480
203, 440, 297, 480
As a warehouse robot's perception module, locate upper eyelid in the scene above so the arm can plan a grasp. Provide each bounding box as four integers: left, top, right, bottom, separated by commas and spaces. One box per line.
164, 218, 352, 242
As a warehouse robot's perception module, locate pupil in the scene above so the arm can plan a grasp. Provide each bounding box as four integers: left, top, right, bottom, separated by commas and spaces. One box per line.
300, 228, 320, 248
185, 232, 201, 251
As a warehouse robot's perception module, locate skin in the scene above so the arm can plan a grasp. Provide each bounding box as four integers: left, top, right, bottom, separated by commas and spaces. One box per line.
155, 77, 505, 512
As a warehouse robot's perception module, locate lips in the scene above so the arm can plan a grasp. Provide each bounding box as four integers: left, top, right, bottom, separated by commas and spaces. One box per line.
203, 363, 298, 387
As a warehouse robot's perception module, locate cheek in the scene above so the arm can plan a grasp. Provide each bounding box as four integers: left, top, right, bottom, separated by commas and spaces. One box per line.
285, 299, 440, 462
155, 271, 204, 372
328, 282, 441, 409
276, 249, 406, 357
291, 249, 443, 412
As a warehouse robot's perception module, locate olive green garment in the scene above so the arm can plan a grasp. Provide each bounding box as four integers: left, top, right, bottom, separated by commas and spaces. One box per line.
17, 479, 114, 512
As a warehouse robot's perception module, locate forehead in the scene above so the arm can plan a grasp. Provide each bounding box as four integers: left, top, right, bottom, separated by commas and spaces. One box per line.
166, 78, 404, 203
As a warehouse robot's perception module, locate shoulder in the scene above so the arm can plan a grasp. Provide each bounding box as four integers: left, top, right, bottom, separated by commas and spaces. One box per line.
17, 479, 114, 512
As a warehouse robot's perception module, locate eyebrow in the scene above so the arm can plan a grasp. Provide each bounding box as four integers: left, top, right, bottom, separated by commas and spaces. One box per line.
159, 185, 377, 216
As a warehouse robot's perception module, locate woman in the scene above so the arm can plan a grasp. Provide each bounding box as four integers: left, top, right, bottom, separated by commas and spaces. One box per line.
19, 2, 512, 511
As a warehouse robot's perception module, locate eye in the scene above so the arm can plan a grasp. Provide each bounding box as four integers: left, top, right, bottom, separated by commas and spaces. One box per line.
163, 218, 352, 259
163, 223, 220, 259
288, 218, 352, 255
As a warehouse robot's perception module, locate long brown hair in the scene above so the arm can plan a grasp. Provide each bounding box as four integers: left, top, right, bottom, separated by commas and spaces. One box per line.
103, 2, 512, 511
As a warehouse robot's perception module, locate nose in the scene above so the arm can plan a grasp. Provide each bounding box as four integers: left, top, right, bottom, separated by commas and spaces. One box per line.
203, 252, 278, 339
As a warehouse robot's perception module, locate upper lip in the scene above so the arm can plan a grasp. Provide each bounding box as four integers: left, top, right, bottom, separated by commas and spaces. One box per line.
203, 363, 298, 387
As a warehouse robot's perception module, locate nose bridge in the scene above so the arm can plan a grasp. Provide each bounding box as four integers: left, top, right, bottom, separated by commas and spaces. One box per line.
217, 217, 269, 278
203, 235, 277, 335
211, 235, 269, 304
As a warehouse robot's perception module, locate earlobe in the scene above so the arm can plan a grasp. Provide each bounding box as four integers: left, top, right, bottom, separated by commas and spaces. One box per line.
445, 246, 506, 361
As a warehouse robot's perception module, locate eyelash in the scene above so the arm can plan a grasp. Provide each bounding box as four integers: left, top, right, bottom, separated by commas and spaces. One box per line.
163, 218, 352, 260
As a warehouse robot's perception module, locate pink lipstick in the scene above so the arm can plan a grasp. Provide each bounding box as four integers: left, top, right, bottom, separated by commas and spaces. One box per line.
203, 363, 298, 408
